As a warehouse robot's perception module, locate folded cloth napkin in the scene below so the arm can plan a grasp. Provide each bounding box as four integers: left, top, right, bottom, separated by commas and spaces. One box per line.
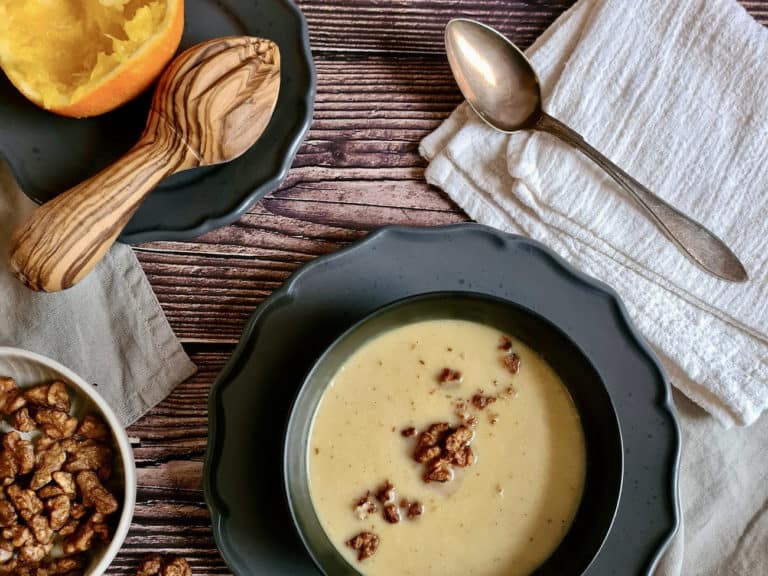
0, 161, 196, 426
422, 0, 768, 573
421, 0, 768, 428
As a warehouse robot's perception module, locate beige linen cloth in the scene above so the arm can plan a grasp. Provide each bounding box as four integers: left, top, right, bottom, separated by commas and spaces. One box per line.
420, 0, 767, 573
0, 162, 196, 426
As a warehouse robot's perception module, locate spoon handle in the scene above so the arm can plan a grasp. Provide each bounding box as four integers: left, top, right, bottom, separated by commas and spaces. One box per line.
9, 129, 193, 292
535, 112, 748, 282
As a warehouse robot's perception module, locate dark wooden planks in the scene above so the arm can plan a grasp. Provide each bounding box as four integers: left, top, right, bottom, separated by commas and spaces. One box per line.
298, 0, 578, 53
108, 351, 228, 575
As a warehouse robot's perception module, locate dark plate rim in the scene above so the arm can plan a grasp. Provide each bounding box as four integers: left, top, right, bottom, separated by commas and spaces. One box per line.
282, 290, 625, 576
2, 0, 316, 245
202, 223, 681, 575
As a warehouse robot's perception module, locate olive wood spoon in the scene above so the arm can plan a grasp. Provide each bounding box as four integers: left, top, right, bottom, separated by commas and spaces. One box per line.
9, 36, 281, 292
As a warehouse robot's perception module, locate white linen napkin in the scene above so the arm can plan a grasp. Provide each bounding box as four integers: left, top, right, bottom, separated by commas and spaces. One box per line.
421, 0, 768, 428
0, 161, 196, 426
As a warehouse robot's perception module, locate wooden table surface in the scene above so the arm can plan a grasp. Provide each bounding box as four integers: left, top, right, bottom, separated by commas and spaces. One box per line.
113, 1, 768, 573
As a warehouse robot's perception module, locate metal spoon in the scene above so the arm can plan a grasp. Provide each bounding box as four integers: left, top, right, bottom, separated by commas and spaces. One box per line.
9, 36, 281, 292
444, 18, 748, 282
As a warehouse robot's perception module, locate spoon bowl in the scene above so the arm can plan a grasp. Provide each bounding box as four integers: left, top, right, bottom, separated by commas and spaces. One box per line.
444, 18, 748, 282
445, 19, 541, 131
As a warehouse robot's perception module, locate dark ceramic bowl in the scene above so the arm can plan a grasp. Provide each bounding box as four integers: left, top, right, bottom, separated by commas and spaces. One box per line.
284, 291, 623, 576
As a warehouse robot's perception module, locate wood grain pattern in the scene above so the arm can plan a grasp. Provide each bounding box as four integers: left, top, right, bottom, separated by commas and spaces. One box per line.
9, 37, 279, 292
114, 2, 768, 575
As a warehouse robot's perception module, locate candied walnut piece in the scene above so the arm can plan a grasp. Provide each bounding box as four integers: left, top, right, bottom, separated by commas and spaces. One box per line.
46, 495, 70, 531
45, 555, 86, 575
13, 408, 36, 433
503, 353, 521, 375
76, 471, 118, 515
498, 335, 513, 351
18, 541, 51, 563
424, 458, 453, 483
406, 501, 424, 519
57, 518, 79, 537
136, 554, 163, 576
0, 502, 16, 527
471, 392, 497, 411
69, 503, 87, 520
400, 426, 416, 438
3, 431, 34, 475
0, 452, 18, 486
375, 480, 395, 504
64, 439, 112, 475
76, 414, 109, 441
36, 485, 64, 499
0, 377, 26, 416
383, 503, 400, 524
413, 445, 441, 464
7, 484, 44, 522
29, 514, 53, 545
34, 409, 78, 440
346, 531, 379, 561
31, 442, 66, 490
23, 384, 50, 407
46, 381, 71, 412
0, 559, 16, 575
437, 368, 462, 384
52, 471, 76, 497
62, 520, 96, 554
416, 423, 450, 450
444, 425, 473, 453
353, 493, 377, 521
163, 557, 192, 576
2, 524, 32, 547
451, 445, 475, 468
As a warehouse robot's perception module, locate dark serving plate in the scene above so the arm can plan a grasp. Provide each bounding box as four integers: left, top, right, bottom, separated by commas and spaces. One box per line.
285, 292, 624, 575
0, 0, 314, 243
203, 224, 681, 575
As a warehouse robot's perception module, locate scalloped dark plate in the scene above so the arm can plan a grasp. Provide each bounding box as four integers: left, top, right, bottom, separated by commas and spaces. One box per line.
0, 0, 314, 243
203, 224, 681, 575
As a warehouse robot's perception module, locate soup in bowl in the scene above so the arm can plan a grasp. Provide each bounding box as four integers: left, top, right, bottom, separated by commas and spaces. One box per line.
284, 293, 622, 576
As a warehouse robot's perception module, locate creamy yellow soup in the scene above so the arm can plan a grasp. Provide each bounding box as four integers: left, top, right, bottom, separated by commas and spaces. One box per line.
309, 319, 586, 576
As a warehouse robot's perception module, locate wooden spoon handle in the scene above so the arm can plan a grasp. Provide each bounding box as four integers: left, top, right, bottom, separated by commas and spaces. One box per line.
9, 130, 190, 292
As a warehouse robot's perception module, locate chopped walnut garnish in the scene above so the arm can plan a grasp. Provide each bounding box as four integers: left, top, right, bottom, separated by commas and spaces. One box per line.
437, 368, 462, 384
406, 501, 424, 519
46, 381, 71, 412
76, 414, 109, 441
346, 531, 380, 561
415, 423, 450, 451
444, 425, 473, 452
34, 409, 78, 439
31, 440, 66, 490
163, 557, 193, 576
3, 432, 34, 475
424, 458, 453, 483
46, 494, 71, 531
471, 392, 497, 410
28, 514, 53, 545
375, 480, 395, 504
12, 408, 35, 434
383, 503, 400, 524
6, 485, 43, 522
76, 471, 118, 515
503, 353, 521, 374
137, 555, 164, 576
52, 471, 76, 497
498, 335, 513, 351
0, 378, 25, 416
353, 493, 377, 520
450, 445, 475, 467
400, 426, 416, 438
64, 439, 113, 478
0, 502, 16, 528
413, 445, 441, 464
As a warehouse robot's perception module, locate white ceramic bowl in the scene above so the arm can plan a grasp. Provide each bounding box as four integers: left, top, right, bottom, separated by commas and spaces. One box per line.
0, 346, 137, 574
